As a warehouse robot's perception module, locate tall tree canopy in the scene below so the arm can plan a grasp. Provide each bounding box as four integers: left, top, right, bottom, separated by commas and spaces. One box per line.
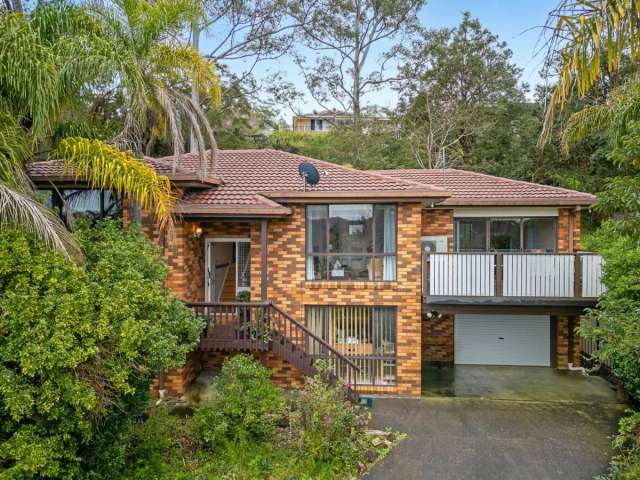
396, 12, 524, 166
290, 0, 425, 166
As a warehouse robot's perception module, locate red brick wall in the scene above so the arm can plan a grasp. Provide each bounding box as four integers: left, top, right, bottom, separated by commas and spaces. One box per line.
422, 314, 454, 364
558, 208, 581, 252
197, 351, 305, 389
556, 315, 581, 369
422, 209, 454, 251
250, 203, 424, 396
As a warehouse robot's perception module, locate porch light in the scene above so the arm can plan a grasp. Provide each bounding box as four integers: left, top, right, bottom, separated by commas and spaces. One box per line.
425, 310, 442, 319
192, 224, 203, 239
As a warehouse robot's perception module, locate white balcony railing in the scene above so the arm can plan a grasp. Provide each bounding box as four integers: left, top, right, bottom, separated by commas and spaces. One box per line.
424, 252, 604, 299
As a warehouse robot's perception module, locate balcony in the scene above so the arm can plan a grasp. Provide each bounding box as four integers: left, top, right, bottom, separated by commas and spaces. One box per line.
423, 253, 605, 312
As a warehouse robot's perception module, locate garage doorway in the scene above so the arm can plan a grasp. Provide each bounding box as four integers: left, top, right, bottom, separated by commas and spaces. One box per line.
454, 314, 551, 367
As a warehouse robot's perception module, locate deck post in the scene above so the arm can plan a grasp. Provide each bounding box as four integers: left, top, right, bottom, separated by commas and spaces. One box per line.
495, 253, 503, 297
574, 253, 582, 298
260, 219, 268, 301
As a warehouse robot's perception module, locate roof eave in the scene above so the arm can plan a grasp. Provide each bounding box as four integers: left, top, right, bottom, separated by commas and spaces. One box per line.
28, 173, 222, 188
437, 197, 597, 207
175, 204, 292, 218
263, 190, 451, 203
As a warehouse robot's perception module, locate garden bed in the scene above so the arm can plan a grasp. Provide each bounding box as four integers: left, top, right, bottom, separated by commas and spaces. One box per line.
117, 355, 403, 479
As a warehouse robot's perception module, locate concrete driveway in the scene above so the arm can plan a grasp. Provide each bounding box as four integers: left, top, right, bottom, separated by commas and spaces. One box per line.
422, 365, 620, 403
367, 367, 625, 480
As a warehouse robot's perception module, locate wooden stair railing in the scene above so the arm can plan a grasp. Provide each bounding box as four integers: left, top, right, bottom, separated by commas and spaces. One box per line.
186, 302, 360, 402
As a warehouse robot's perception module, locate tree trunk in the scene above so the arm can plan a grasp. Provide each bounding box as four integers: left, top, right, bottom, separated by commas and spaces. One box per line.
459, 129, 473, 165
351, 1, 363, 168
10, 0, 23, 12
352, 74, 362, 168
190, 20, 200, 154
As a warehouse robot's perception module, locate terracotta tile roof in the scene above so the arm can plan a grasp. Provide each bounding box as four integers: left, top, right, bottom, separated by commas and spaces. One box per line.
27, 149, 449, 217
155, 150, 448, 215
371, 168, 597, 206
26, 156, 221, 187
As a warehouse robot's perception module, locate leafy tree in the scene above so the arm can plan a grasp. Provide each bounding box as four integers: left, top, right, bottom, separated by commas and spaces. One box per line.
290, 0, 425, 166
0, 1, 223, 259
541, 0, 640, 142
0, 220, 203, 479
396, 12, 524, 165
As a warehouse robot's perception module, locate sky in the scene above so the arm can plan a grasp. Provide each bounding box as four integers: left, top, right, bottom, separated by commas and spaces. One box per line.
200, 0, 560, 121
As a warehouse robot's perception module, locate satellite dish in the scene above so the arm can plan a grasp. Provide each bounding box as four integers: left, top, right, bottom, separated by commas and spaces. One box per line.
298, 161, 320, 190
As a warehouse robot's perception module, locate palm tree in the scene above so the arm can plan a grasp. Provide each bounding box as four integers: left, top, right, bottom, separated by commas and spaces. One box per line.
540, 0, 640, 145
0, 1, 221, 260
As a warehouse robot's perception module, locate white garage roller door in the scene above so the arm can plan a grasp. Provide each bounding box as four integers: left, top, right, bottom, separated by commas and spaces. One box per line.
454, 314, 551, 366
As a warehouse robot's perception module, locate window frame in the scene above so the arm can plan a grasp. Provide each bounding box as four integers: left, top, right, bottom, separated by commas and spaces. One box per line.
454, 216, 558, 252
305, 203, 398, 282
37, 188, 123, 227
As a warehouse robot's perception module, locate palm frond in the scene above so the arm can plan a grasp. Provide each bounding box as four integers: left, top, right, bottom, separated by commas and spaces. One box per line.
541, 0, 640, 145
0, 109, 31, 189
0, 183, 82, 261
0, 12, 60, 138
562, 75, 640, 150
55, 137, 175, 230
172, 89, 218, 179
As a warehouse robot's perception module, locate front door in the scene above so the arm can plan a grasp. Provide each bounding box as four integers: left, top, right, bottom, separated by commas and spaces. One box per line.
205, 239, 251, 302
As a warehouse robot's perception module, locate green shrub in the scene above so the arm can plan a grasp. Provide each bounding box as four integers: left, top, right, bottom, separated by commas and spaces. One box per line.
599, 410, 640, 480
194, 355, 285, 447
579, 176, 640, 400
114, 407, 197, 480
0, 221, 203, 479
287, 360, 369, 475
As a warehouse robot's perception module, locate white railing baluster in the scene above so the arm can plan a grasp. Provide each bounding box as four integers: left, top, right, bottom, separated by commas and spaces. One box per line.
426, 252, 604, 299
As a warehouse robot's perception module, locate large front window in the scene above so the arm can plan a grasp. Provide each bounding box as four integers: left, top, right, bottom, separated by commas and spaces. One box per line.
37, 189, 122, 226
455, 217, 557, 252
306, 305, 397, 386
306, 204, 397, 281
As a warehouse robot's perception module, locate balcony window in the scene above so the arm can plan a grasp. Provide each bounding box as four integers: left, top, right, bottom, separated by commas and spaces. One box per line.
455, 217, 557, 252
306, 204, 396, 281
455, 218, 487, 251
490, 219, 521, 251
523, 218, 556, 252
306, 305, 396, 386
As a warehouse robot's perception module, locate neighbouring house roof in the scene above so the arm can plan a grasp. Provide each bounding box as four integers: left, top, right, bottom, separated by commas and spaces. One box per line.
295, 110, 352, 119
371, 168, 597, 207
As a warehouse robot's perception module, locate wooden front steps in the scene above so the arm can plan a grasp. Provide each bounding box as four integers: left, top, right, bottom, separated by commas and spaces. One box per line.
187, 302, 359, 402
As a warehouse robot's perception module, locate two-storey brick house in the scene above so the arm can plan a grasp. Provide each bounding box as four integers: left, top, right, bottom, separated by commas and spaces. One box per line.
28, 150, 600, 398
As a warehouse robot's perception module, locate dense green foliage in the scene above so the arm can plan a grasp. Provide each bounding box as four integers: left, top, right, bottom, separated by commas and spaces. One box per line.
597, 411, 640, 480
0, 220, 203, 478
0, 1, 223, 256
194, 355, 286, 446
112, 356, 375, 480
287, 361, 367, 472
575, 84, 640, 480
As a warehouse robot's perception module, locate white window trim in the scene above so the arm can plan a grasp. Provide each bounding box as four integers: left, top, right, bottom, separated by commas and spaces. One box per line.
453, 207, 559, 218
